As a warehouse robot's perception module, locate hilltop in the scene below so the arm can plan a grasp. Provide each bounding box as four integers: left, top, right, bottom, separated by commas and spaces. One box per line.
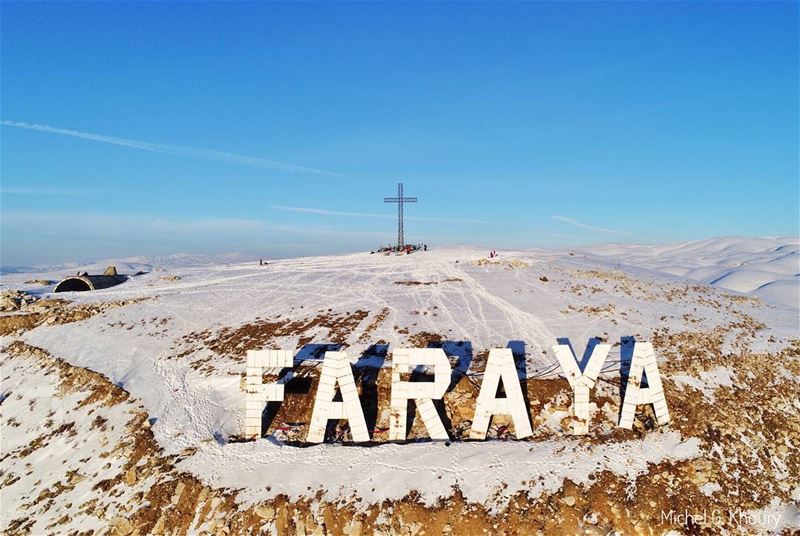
1, 237, 798, 534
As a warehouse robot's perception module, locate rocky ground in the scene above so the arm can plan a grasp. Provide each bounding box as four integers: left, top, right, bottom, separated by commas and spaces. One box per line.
1, 241, 798, 534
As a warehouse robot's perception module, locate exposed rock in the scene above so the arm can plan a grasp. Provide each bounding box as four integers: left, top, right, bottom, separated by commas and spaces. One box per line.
344, 519, 364, 535
0, 297, 145, 336
0, 290, 37, 311
171, 481, 185, 505
24, 279, 54, 286
26, 298, 70, 314
125, 468, 137, 486
255, 505, 275, 520
110, 516, 133, 535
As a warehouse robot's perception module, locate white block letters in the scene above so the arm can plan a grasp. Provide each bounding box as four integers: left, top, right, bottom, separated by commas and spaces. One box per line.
389, 348, 451, 441
618, 342, 670, 429
470, 348, 533, 439
307, 351, 370, 443
553, 341, 610, 435
242, 339, 672, 441
244, 349, 294, 439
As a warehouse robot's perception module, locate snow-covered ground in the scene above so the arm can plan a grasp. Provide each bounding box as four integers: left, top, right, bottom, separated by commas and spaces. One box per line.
578, 236, 799, 308
2, 236, 799, 533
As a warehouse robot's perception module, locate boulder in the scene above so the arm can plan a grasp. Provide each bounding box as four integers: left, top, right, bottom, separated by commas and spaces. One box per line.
255, 505, 275, 520
0, 290, 37, 312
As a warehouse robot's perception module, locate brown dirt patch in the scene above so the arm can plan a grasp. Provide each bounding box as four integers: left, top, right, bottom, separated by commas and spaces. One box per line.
3, 328, 798, 534
179, 310, 370, 362
0, 298, 147, 336
358, 308, 390, 344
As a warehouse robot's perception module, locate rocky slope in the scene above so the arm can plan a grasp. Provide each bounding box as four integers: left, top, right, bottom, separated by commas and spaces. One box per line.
1, 239, 798, 534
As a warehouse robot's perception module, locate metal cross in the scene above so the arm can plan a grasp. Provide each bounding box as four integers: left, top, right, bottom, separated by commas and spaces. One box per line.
383, 182, 418, 250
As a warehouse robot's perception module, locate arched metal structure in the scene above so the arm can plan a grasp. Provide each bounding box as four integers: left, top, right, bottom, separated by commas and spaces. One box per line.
54, 274, 127, 293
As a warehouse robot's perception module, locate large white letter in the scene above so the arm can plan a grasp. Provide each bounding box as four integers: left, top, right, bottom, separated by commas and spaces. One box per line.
244, 349, 294, 439
619, 342, 670, 429
307, 351, 369, 443
389, 348, 451, 441
553, 340, 610, 435
470, 348, 532, 440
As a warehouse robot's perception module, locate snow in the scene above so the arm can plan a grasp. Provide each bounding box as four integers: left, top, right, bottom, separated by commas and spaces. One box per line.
699, 482, 722, 496
0, 354, 154, 534
2, 236, 798, 510
671, 366, 735, 402
580, 236, 799, 308
181, 429, 699, 511
2, 252, 258, 275
742, 499, 800, 533
752, 279, 800, 309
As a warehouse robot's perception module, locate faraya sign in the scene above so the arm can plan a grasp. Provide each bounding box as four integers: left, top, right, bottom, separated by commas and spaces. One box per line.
243, 341, 670, 442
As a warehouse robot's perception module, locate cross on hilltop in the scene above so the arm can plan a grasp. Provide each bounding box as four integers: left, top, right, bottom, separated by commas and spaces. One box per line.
383, 182, 418, 250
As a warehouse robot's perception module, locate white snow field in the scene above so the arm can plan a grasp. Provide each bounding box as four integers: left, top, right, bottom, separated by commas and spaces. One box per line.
580, 236, 799, 308
1, 236, 799, 532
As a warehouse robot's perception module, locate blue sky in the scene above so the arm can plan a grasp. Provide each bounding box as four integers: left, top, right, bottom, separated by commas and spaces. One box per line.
2, 1, 798, 266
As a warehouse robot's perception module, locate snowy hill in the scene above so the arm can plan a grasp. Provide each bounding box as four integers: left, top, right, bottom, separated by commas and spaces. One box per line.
0, 252, 259, 277
579, 236, 799, 307
1, 237, 799, 534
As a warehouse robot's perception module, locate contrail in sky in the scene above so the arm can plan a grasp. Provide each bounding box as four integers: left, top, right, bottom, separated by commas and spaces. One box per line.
271, 206, 388, 219
1, 120, 343, 177
551, 215, 633, 236
271, 205, 502, 224
274, 206, 589, 240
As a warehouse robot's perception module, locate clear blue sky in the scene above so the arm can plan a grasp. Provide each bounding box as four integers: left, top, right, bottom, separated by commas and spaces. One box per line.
2, 1, 798, 266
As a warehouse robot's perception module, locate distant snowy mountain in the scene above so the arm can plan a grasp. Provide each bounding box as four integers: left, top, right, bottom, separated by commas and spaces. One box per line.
4, 237, 797, 307
1, 252, 260, 277
108, 252, 260, 268
578, 236, 799, 308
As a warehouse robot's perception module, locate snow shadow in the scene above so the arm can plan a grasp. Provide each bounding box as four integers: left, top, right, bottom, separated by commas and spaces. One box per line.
441, 340, 474, 391
424, 339, 474, 440
619, 335, 636, 386
555, 336, 605, 371
617, 335, 653, 426
259, 344, 339, 437
354, 344, 389, 438
294, 343, 341, 363
260, 401, 282, 437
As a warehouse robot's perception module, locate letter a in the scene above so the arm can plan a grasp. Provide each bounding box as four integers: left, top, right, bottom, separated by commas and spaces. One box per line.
244, 349, 294, 439
553, 340, 610, 435
389, 348, 451, 441
307, 351, 370, 443
619, 342, 670, 429
470, 348, 532, 440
